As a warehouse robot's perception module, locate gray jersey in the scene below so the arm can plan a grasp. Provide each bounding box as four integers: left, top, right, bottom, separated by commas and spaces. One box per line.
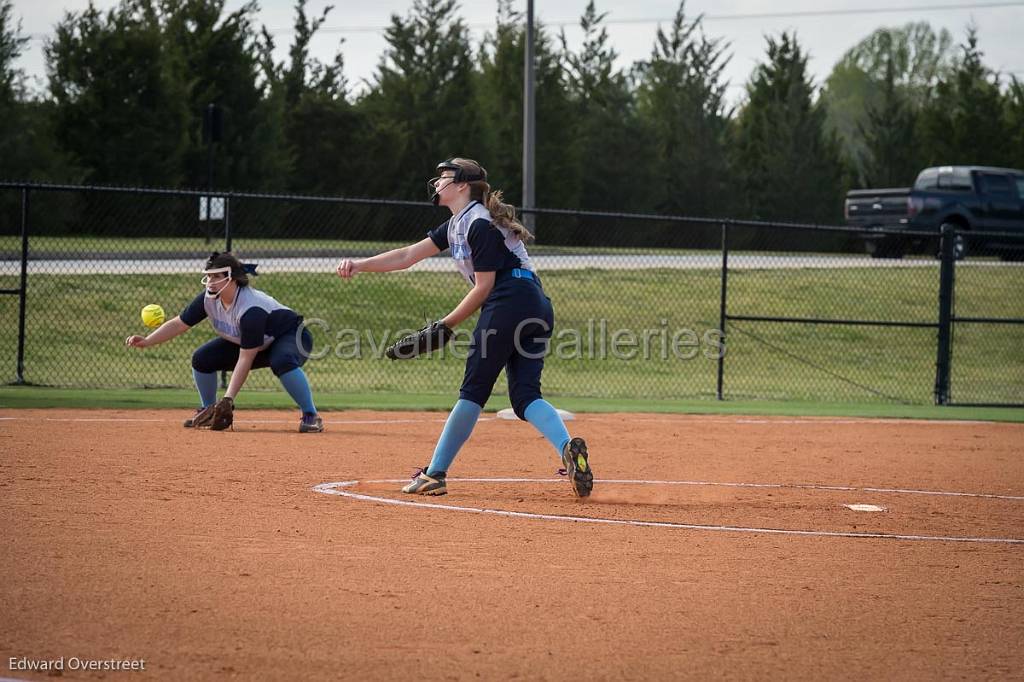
180, 286, 294, 349
430, 201, 534, 286
208, 287, 288, 347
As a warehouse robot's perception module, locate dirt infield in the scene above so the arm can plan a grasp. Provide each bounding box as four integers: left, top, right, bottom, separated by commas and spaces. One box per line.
2, 409, 1023, 680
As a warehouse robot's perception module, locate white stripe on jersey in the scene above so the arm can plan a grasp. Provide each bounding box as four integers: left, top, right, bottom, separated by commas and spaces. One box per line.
447, 202, 534, 285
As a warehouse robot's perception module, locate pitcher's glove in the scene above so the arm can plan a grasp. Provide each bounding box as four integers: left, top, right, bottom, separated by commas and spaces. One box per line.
386, 320, 454, 360
209, 396, 234, 431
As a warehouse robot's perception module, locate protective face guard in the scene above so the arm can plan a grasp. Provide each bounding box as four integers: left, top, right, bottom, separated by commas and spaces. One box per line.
201, 266, 233, 299
427, 174, 455, 205
427, 159, 487, 205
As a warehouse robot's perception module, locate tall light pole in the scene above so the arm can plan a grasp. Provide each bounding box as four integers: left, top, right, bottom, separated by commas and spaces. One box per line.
522, 0, 536, 233
202, 102, 222, 244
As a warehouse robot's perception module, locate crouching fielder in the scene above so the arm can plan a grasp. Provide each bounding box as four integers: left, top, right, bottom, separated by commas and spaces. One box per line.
125, 252, 323, 433
336, 157, 592, 497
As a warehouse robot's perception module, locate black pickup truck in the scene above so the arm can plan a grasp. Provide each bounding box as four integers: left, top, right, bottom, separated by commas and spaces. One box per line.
844, 165, 1024, 258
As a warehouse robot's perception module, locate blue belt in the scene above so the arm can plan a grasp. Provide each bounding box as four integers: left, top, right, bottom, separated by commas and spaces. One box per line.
505, 268, 536, 281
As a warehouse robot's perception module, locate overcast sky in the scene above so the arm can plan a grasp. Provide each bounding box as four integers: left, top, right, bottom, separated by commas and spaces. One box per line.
11, 0, 1024, 105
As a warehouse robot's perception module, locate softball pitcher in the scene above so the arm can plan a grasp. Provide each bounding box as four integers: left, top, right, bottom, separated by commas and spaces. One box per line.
336, 158, 592, 497
125, 252, 323, 433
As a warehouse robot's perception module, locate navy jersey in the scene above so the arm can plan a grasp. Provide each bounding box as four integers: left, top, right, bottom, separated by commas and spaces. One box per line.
180, 286, 301, 350
428, 201, 534, 286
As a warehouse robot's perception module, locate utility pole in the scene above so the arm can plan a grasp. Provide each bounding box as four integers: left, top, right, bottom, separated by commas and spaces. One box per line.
202, 102, 228, 389
522, 0, 536, 233
202, 103, 222, 244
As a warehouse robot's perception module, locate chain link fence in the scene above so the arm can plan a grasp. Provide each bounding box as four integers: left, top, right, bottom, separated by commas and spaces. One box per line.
945, 230, 1024, 406
1, 182, 1021, 406
720, 221, 943, 403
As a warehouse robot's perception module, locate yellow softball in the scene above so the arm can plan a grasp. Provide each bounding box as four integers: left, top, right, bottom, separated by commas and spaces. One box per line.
141, 304, 165, 329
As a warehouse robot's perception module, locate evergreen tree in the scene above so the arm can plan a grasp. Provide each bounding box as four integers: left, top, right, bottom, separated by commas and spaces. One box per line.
0, 0, 24, 103
634, 0, 731, 215
730, 32, 845, 223
266, 0, 367, 195
43, 0, 292, 190
46, 0, 190, 186
859, 56, 920, 187
279, 0, 336, 110
474, 0, 575, 207
470, 1, 522, 202
1, 0, 78, 238
358, 0, 482, 199
530, 24, 577, 210
1, 1, 33, 180
561, 1, 652, 212
918, 27, 1010, 167
283, 62, 363, 195
1005, 77, 1024, 170
162, 0, 288, 191
1, 3, 48, 232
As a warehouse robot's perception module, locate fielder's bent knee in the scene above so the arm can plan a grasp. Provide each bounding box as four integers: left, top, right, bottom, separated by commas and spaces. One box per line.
191, 353, 215, 374
511, 393, 542, 421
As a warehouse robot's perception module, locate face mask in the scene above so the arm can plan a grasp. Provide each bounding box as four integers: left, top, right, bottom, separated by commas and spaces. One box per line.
201, 266, 234, 299
428, 175, 456, 206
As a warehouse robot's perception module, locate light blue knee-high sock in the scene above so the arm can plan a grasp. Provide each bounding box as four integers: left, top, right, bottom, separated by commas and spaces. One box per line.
193, 369, 218, 408
278, 368, 317, 414
524, 399, 571, 458
427, 399, 482, 476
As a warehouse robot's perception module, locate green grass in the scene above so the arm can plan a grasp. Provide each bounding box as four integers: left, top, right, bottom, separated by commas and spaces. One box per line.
1, 386, 1021, 422
0, 235, 710, 258
1, 264, 1021, 405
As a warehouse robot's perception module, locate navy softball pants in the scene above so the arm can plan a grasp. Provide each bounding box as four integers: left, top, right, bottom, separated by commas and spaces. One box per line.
191, 327, 313, 377
459, 272, 554, 419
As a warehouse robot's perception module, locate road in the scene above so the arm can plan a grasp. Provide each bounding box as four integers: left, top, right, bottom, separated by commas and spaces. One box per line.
2, 253, 1014, 276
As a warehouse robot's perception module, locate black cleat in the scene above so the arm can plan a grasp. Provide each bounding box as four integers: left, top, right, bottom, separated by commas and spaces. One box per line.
561, 437, 593, 498
184, 405, 214, 428
299, 413, 324, 433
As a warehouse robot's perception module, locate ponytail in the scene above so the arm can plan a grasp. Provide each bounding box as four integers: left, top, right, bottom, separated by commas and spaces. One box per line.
445, 156, 535, 243
484, 188, 534, 243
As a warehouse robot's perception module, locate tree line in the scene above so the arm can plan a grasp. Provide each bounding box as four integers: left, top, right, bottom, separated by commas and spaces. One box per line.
2, 0, 1023, 224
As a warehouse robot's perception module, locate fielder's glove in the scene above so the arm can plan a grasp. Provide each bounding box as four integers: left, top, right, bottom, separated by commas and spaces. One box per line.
209, 396, 234, 431
386, 320, 454, 360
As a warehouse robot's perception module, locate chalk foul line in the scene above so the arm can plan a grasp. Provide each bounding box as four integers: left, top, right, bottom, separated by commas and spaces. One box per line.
312, 478, 1024, 545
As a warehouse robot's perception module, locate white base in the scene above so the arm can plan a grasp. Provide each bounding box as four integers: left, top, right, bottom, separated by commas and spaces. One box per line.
844, 504, 887, 512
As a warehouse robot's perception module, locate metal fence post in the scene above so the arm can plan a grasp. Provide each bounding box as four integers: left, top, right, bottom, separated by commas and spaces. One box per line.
934, 223, 956, 405
716, 222, 729, 400
224, 194, 232, 252
220, 195, 232, 390
15, 188, 30, 384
